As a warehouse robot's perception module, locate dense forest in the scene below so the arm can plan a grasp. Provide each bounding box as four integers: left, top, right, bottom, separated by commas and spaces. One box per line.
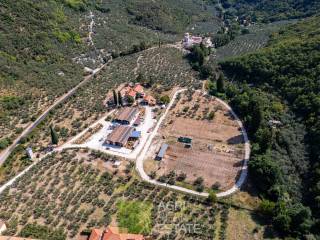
220, 0, 320, 22
219, 16, 320, 238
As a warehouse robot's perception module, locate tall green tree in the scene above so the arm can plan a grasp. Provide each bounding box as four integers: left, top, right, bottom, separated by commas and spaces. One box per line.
113, 89, 118, 105
217, 74, 225, 93
118, 91, 123, 106
50, 125, 59, 145
249, 100, 263, 134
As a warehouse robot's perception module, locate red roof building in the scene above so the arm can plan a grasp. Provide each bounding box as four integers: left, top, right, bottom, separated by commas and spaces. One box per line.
127, 90, 137, 98
88, 229, 103, 240
89, 227, 144, 240
133, 84, 144, 95
143, 95, 156, 106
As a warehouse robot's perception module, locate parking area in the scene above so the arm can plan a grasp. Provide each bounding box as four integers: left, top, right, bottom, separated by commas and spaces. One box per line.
63, 106, 156, 159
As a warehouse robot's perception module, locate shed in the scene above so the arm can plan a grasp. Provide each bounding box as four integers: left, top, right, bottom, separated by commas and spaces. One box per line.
155, 143, 168, 160
178, 137, 192, 144
130, 131, 141, 139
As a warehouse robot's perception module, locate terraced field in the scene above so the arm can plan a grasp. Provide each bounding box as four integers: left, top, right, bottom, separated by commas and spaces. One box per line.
0, 149, 219, 240
215, 21, 296, 60
0, 46, 197, 186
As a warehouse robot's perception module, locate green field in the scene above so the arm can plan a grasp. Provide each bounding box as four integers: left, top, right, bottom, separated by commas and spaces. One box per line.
117, 200, 152, 235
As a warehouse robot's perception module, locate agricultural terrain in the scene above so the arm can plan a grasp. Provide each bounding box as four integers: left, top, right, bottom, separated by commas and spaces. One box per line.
0, 0, 222, 152
0, 46, 197, 186
144, 90, 245, 191
0, 149, 219, 240
214, 20, 295, 61
1, 1, 320, 240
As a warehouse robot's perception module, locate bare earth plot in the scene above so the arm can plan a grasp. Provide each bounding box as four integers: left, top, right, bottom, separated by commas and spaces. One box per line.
148, 91, 245, 191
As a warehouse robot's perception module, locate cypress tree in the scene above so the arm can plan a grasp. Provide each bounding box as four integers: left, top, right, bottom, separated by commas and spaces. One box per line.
113, 89, 118, 105
217, 74, 225, 93
50, 125, 59, 145
118, 91, 123, 106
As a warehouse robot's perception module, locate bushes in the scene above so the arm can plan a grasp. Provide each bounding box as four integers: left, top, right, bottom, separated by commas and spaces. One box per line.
0, 138, 11, 150
20, 223, 66, 240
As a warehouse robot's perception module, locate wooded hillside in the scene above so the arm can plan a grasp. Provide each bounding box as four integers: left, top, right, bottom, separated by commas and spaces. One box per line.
221, 0, 320, 22
220, 16, 320, 238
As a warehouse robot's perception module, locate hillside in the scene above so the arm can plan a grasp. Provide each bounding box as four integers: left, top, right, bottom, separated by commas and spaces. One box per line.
0, 0, 221, 149
221, 0, 320, 22
220, 16, 320, 238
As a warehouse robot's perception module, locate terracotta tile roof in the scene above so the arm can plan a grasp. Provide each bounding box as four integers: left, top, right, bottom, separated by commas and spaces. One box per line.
89, 229, 103, 240
127, 90, 137, 98
133, 84, 144, 94
143, 95, 156, 105
191, 36, 202, 44
102, 227, 144, 240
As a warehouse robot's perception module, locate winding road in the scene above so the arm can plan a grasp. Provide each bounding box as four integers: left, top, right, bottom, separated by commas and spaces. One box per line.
0, 39, 250, 198
135, 89, 250, 198
0, 88, 250, 198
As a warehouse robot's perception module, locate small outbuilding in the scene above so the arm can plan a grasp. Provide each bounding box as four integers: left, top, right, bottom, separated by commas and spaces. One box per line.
155, 143, 168, 160
178, 137, 192, 144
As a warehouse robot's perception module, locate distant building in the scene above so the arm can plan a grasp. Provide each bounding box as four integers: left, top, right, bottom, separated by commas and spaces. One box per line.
105, 125, 134, 147
202, 37, 213, 48
0, 220, 7, 235
26, 147, 34, 159
114, 107, 139, 125
89, 226, 144, 240
155, 143, 168, 160
183, 32, 213, 49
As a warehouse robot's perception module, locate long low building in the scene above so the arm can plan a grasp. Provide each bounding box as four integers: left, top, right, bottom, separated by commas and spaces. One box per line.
105, 125, 134, 147
155, 143, 169, 160
114, 107, 138, 125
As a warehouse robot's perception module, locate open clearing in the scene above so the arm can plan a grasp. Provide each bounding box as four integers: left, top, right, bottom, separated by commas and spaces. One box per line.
146, 90, 245, 191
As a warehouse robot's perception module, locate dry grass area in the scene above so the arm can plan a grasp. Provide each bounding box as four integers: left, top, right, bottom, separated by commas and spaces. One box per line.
148, 90, 245, 190
226, 209, 263, 240
73, 123, 103, 144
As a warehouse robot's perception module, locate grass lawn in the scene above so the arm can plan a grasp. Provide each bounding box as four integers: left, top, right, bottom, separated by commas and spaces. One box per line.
116, 200, 152, 235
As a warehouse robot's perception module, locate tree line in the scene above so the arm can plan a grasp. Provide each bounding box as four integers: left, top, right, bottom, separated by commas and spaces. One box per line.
219, 16, 320, 238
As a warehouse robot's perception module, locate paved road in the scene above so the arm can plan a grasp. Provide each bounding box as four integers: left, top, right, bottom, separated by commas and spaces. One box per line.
0, 88, 250, 198
0, 43, 250, 198
0, 62, 109, 166
135, 89, 250, 198
0, 43, 180, 166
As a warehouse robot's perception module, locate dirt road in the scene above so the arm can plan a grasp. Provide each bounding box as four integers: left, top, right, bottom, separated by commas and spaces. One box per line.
0, 62, 109, 166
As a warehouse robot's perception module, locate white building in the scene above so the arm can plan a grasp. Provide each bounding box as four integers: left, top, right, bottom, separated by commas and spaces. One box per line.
183, 33, 213, 49
26, 147, 34, 159
0, 220, 7, 235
